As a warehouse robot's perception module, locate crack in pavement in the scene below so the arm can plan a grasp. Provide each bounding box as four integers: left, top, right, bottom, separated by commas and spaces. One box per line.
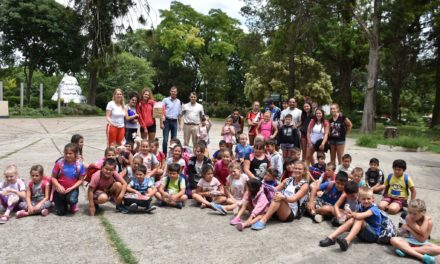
0, 138, 44, 160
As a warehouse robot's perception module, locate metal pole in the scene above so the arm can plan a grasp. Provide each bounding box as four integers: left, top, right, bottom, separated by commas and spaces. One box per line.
40, 83, 43, 110
20, 82, 24, 111
0, 81, 3, 101
57, 85, 61, 114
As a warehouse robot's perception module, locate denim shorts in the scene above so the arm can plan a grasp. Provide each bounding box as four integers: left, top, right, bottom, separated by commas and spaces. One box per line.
329, 140, 345, 145
358, 222, 379, 242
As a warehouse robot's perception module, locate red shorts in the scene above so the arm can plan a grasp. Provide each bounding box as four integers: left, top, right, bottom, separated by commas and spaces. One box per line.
382, 196, 407, 209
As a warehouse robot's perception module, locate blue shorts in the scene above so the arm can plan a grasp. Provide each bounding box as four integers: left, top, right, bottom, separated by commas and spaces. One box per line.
357, 222, 379, 243
329, 140, 345, 145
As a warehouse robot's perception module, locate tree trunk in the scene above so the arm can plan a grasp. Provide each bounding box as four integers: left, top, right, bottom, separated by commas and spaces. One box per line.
338, 59, 352, 109
432, 48, 440, 127
24, 66, 34, 104
360, 0, 381, 133
287, 52, 296, 98
88, 66, 97, 106
391, 71, 402, 122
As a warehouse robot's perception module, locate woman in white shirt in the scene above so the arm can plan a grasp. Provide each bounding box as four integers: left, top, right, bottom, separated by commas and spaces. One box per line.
306, 108, 330, 165
106, 88, 128, 147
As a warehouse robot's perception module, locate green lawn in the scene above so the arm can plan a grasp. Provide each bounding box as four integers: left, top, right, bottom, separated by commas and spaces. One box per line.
348, 123, 440, 154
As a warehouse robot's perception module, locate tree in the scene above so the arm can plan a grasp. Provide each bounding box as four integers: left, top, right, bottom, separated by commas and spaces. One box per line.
73, 0, 150, 105
430, 1, 440, 127
0, 0, 84, 102
244, 52, 333, 105
354, 0, 382, 133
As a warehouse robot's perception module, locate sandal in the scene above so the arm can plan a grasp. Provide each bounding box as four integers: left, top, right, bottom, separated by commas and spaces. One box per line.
0, 215, 9, 224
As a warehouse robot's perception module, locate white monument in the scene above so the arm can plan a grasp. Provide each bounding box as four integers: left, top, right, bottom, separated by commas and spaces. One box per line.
51, 74, 87, 103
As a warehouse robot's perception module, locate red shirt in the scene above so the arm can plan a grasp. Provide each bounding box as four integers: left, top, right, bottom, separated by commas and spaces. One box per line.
214, 160, 229, 186
246, 111, 262, 135
137, 99, 156, 128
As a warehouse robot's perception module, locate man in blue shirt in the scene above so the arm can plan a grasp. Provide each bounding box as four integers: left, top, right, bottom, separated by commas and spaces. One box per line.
160, 87, 182, 153
265, 100, 281, 121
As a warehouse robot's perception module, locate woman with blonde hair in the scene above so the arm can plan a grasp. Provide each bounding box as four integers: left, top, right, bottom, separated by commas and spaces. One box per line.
106, 88, 128, 146
251, 161, 310, 230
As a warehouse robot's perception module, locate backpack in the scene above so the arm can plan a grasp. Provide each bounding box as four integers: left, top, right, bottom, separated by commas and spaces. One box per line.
309, 166, 323, 181
54, 157, 82, 179
385, 173, 410, 197
84, 163, 100, 183
377, 210, 397, 244
29, 176, 51, 195
262, 182, 277, 203
164, 174, 191, 197
284, 177, 309, 219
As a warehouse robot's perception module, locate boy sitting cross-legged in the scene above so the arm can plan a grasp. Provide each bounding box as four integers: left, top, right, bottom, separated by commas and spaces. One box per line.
319, 187, 382, 251
156, 163, 188, 209
88, 158, 128, 216
123, 164, 157, 213
308, 171, 349, 223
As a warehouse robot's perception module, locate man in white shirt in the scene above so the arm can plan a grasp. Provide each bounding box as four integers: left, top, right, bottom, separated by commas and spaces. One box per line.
280, 97, 302, 128
181, 92, 204, 149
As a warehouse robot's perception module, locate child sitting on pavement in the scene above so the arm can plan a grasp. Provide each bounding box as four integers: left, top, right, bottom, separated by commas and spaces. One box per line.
88, 158, 128, 215
332, 181, 359, 226
336, 153, 354, 175
391, 199, 440, 264
16, 165, 51, 218
365, 158, 385, 194
308, 171, 349, 223
0, 165, 26, 223
234, 178, 270, 231
266, 139, 283, 178
124, 164, 156, 213
192, 165, 227, 213
379, 159, 416, 215
351, 167, 366, 187
156, 163, 188, 209
319, 186, 382, 251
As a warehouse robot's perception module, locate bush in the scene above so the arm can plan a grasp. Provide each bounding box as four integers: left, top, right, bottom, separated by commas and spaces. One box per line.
356, 135, 378, 148
345, 110, 362, 129
388, 136, 429, 149
204, 102, 248, 118
9, 105, 60, 117
62, 103, 104, 116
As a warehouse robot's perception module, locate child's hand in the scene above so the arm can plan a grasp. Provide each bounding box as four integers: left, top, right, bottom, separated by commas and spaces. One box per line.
308, 201, 315, 212
28, 205, 35, 214
115, 195, 124, 205
65, 187, 73, 194
89, 205, 96, 216
56, 185, 66, 194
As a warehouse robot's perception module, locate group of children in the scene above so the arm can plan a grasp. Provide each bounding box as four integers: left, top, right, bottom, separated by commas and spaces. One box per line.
0, 132, 439, 263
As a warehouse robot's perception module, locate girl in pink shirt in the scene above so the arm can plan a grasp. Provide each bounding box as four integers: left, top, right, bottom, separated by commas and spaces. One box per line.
256, 111, 278, 141
214, 150, 233, 186
233, 178, 270, 231
221, 117, 236, 150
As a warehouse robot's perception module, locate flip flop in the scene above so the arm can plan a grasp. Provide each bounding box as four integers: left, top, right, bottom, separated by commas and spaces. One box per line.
0, 215, 9, 224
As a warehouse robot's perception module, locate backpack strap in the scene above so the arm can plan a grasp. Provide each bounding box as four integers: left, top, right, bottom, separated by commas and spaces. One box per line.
164, 177, 170, 192
150, 153, 155, 171
386, 173, 393, 185
404, 173, 409, 195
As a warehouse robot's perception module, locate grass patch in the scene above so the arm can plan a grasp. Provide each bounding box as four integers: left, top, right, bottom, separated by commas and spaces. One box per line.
430, 238, 440, 245
99, 215, 138, 264
350, 123, 440, 153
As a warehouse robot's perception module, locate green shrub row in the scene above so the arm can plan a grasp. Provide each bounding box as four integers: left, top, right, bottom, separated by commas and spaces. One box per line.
204, 102, 249, 118
9, 104, 104, 117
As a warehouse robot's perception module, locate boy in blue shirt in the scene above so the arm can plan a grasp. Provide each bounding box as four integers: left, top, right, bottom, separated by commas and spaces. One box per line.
308, 171, 348, 223
319, 186, 382, 251
124, 164, 157, 213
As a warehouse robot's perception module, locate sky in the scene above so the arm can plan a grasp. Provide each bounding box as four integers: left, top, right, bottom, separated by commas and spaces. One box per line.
56, 0, 247, 30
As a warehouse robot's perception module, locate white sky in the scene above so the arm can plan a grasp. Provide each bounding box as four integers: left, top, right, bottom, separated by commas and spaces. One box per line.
56, 0, 247, 30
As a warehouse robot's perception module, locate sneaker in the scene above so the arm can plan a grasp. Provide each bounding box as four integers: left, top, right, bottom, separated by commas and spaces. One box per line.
236, 222, 244, 232
128, 203, 138, 213
319, 237, 335, 247
71, 204, 79, 214
156, 201, 165, 207
175, 202, 183, 209
210, 202, 227, 215
41, 209, 49, 216
116, 204, 129, 214
336, 236, 349, 251
313, 214, 323, 223
145, 205, 157, 213
331, 217, 340, 227
230, 217, 241, 225
251, 221, 266, 230
422, 254, 435, 264
395, 249, 406, 257
16, 210, 28, 219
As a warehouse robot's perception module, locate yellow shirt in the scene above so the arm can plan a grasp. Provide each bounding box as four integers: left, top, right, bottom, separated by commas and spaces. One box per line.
385, 174, 414, 198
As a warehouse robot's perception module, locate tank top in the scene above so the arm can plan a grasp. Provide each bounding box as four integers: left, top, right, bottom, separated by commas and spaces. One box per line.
281, 178, 308, 216
329, 113, 347, 142
259, 121, 272, 140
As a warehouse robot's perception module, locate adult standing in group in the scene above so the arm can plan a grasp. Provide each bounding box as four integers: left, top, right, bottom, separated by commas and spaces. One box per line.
299, 102, 313, 161
106, 88, 128, 147
137, 88, 157, 142
125, 91, 139, 143
265, 100, 281, 121
280, 98, 302, 127
307, 108, 329, 165
329, 103, 352, 164
246, 101, 262, 146
160, 86, 182, 154
181, 92, 204, 149
228, 108, 245, 142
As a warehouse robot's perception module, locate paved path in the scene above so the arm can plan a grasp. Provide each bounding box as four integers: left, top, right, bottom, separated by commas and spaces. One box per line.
0, 117, 438, 263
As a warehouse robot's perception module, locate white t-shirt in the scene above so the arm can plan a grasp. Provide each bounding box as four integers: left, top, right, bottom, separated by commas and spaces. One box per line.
182, 102, 204, 124
197, 177, 221, 193
227, 173, 248, 201
310, 123, 324, 144
106, 101, 126, 128
280, 108, 302, 126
